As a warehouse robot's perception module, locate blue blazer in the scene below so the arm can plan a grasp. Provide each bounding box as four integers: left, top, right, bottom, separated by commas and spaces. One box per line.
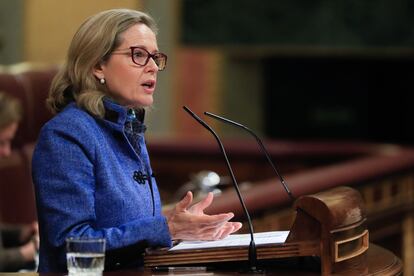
32, 100, 172, 272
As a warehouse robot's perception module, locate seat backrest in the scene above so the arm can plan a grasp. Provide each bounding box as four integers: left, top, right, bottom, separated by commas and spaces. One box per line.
0, 64, 58, 147
0, 146, 37, 223
0, 64, 58, 224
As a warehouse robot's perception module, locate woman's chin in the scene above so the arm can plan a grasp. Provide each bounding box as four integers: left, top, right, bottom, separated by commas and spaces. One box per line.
128, 97, 153, 108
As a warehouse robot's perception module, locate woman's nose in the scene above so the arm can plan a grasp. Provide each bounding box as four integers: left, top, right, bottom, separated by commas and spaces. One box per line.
146, 57, 159, 72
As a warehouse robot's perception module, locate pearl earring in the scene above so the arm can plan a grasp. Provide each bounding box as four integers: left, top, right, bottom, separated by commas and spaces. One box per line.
100, 78, 105, 84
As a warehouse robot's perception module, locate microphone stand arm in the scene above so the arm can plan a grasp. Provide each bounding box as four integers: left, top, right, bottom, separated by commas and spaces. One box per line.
183, 106, 258, 271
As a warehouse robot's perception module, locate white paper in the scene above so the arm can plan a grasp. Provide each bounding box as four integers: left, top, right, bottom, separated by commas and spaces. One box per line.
169, 231, 289, 251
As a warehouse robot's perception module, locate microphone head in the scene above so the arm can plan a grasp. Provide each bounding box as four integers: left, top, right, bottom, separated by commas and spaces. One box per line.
183, 106, 210, 129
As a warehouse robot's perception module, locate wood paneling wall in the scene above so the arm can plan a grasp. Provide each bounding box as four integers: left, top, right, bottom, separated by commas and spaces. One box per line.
23, 0, 141, 64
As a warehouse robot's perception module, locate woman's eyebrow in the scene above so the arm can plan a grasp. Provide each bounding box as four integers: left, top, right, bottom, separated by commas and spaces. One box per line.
130, 45, 160, 53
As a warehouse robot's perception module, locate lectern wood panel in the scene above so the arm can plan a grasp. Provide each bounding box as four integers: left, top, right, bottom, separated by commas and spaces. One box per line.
145, 187, 393, 275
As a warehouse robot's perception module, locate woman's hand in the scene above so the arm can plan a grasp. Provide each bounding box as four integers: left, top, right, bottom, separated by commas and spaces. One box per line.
19, 221, 39, 251
20, 221, 39, 243
19, 239, 37, 262
166, 191, 242, 241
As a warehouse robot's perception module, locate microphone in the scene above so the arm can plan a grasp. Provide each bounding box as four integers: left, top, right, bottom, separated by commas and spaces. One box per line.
204, 111, 295, 201
183, 106, 259, 272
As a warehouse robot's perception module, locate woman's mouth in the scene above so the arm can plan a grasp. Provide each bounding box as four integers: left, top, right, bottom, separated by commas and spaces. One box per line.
141, 80, 156, 92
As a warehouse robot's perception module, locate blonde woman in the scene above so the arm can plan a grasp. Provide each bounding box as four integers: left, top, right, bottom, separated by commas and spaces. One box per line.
32, 9, 241, 273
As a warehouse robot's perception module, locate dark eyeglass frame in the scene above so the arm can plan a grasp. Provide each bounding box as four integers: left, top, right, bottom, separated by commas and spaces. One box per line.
112, 46, 167, 71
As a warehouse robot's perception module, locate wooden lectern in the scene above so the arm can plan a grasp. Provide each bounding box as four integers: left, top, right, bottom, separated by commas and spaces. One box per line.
145, 186, 402, 275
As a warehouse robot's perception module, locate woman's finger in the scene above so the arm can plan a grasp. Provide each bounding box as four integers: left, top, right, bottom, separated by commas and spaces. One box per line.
230, 222, 243, 233
218, 224, 235, 240
174, 191, 193, 212
189, 192, 213, 213
190, 212, 234, 226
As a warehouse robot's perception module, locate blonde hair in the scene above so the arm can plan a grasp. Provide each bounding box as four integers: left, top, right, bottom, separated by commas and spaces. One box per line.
0, 92, 22, 129
47, 9, 158, 117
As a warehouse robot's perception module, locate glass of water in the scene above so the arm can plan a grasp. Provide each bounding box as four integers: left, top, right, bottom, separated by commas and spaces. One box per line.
66, 237, 106, 275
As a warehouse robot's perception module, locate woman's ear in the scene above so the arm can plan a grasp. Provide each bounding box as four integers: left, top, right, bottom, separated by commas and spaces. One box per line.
93, 62, 105, 80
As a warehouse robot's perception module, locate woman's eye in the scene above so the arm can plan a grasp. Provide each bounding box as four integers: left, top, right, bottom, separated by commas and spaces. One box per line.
134, 51, 146, 58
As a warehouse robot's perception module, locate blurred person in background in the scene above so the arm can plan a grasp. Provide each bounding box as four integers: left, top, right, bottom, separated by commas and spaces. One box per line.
0, 92, 21, 158
0, 92, 39, 272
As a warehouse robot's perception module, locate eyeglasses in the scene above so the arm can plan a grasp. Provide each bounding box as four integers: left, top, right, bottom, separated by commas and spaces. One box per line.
112, 46, 167, 71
